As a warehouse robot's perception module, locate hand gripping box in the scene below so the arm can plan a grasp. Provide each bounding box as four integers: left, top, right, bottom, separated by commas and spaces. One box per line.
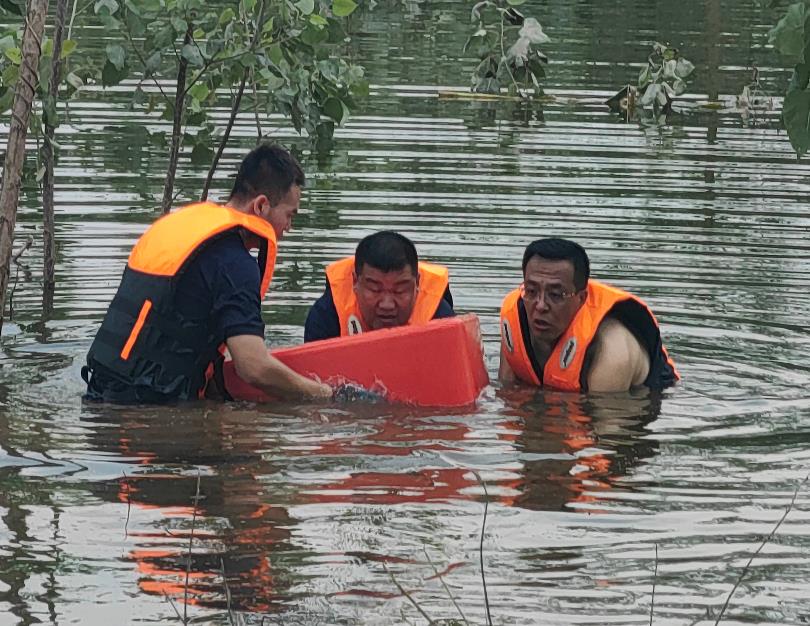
222, 313, 489, 407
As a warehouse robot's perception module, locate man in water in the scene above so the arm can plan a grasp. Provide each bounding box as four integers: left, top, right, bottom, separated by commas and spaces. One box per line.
499, 238, 679, 392
83, 143, 333, 403
304, 231, 455, 341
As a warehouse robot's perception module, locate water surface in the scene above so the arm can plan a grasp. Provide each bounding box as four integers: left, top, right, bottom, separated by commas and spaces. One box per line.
2, 1, 810, 624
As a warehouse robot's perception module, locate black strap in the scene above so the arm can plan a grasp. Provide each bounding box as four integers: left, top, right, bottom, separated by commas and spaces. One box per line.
517, 298, 545, 383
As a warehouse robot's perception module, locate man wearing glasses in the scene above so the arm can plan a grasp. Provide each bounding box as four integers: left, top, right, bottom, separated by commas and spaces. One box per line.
499, 238, 679, 393
304, 231, 455, 342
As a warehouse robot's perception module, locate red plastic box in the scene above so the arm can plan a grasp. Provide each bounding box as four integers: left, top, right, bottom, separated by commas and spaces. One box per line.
223, 313, 489, 407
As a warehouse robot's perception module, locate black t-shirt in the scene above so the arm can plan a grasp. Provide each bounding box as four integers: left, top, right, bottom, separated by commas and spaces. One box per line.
174, 231, 266, 341
304, 283, 455, 342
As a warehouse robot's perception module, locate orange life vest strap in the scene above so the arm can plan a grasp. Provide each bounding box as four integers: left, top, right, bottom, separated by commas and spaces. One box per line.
326, 256, 450, 336
500, 288, 542, 386
127, 202, 278, 299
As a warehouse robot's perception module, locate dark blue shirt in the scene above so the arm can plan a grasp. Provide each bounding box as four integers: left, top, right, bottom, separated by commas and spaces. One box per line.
174, 231, 265, 341
304, 283, 455, 342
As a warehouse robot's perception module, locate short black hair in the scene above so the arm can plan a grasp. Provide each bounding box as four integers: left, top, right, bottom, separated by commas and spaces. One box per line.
522, 238, 590, 290
355, 231, 418, 275
229, 142, 305, 206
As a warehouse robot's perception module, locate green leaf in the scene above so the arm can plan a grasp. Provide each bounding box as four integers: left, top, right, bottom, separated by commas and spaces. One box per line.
101, 59, 128, 86
302, 23, 328, 45
783, 87, 810, 157
65, 72, 83, 90
332, 0, 357, 17
506, 0, 526, 4
189, 82, 209, 100
267, 42, 283, 65
181, 44, 204, 67
309, 14, 328, 27
105, 43, 126, 70
145, 50, 161, 73
190, 142, 213, 165
0, 89, 13, 112
171, 17, 188, 35
3, 46, 21, 64
60, 40, 77, 59
98, 11, 121, 30
768, 2, 807, 62
295, 0, 314, 15
148, 130, 167, 147
0, 35, 14, 53
323, 96, 348, 124
240, 0, 256, 12
0, 0, 24, 16
94, 0, 118, 14
219, 7, 235, 24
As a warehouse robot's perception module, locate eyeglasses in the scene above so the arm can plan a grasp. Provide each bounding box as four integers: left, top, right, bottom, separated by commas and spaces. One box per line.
521, 284, 579, 307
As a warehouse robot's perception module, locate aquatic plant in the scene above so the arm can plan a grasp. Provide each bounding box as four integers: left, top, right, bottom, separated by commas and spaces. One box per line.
769, 1, 810, 157
606, 42, 694, 124
464, 0, 550, 98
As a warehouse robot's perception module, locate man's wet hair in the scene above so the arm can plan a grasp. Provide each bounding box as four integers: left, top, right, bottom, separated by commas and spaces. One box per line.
229, 142, 305, 206
522, 238, 590, 291
355, 231, 419, 275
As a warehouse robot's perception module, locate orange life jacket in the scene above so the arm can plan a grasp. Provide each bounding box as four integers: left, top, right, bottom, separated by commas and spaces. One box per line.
325, 256, 450, 336
85, 202, 277, 401
500, 280, 679, 392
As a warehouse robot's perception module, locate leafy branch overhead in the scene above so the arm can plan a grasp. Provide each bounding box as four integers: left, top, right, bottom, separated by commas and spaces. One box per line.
465, 0, 550, 97
769, 1, 810, 158
95, 0, 367, 145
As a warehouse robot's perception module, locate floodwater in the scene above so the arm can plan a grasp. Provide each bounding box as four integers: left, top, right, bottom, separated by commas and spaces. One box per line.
2, 0, 810, 624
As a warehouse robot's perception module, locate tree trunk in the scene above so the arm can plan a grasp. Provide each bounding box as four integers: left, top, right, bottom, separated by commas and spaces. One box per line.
200, 70, 248, 201
160, 25, 193, 215
0, 0, 50, 333
41, 0, 70, 317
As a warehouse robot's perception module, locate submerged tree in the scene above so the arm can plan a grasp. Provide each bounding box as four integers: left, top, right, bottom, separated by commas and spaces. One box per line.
0, 0, 50, 334
94, 0, 367, 212
0, 0, 368, 328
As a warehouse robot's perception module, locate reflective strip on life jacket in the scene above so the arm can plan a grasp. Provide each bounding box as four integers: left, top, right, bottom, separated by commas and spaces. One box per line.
325, 256, 450, 337
500, 280, 678, 392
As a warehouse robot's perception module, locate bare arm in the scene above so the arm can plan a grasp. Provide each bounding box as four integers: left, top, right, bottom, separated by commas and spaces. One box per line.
498, 344, 517, 384
587, 318, 650, 393
227, 334, 332, 400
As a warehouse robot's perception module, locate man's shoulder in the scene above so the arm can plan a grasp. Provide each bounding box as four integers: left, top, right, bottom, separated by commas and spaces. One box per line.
588, 316, 650, 390
198, 232, 258, 275
304, 285, 340, 342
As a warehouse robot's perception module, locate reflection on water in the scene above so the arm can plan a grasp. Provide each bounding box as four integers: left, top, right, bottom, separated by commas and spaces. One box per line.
3, 0, 810, 624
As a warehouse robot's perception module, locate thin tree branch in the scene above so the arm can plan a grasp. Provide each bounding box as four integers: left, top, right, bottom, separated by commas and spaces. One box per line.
121, 6, 171, 104
422, 546, 469, 625
714, 473, 809, 625
650, 543, 658, 626
183, 470, 202, 624
471, 470, 492, 626
382, 562, 435, 625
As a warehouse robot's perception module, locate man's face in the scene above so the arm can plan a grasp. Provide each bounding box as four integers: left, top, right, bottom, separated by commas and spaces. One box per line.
257, 185, 301, 240
353, 264, 419, 330
522, 256, 587, 347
